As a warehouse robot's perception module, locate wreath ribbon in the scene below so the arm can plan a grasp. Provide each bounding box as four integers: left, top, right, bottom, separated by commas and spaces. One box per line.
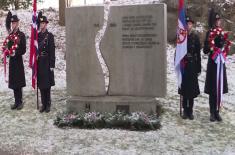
213, 48, 226, 110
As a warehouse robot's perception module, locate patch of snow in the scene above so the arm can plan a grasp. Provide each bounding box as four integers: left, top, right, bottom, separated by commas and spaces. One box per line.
0, 1, 235, 154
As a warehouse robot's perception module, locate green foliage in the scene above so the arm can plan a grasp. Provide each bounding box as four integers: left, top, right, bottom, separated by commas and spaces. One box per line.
54, 112, 161, 131
0, 0, 44, 10
0, 0, 11, 10
105, 112, 131, 129
7, 40, 14, 49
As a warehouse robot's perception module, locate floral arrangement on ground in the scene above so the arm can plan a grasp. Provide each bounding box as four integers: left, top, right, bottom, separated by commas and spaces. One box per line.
54, 111, 161, 131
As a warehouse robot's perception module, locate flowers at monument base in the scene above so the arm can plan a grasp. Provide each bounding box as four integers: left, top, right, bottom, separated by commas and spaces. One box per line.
83, 112, 105, 128
54, 111, 161, 131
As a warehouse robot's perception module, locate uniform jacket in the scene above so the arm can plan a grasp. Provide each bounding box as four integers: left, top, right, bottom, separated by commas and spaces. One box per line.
179, 30, 201, 98
37, 30, 55, 89
8, 29, 26, 89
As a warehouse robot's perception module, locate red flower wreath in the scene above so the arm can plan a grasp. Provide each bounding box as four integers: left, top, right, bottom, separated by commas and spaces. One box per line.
209, 27, 231, 57
2, 33, 19, 56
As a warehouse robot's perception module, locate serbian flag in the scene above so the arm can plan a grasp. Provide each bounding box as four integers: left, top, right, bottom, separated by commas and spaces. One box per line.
175, 0, 187, 88
29, 0, 38, 89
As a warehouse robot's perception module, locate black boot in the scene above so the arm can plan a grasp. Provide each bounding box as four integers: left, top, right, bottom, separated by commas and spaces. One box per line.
45, 88, 51, 113
181, 97, 188, 119
45, 101, 51, 113
209, 95, 216, 122
215, 111, 222, 122
188, 99, 194, 120
39, 89, 47, 113
11, 103, 18, 110
181, 109, 188, 119
210, 113, 216, 122
188, 112, 194, 120
45, 107, 50, 113
39, 105, 46, 113
12, 88, 23, 110
16, 103, 23, 110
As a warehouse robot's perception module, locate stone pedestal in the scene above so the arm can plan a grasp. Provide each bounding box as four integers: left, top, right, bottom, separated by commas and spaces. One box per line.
66, 96, 160, 114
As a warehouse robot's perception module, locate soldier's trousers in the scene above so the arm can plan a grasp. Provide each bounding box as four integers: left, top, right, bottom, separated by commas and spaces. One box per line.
182, 97, 194, 114
209, 94, 218, 114
40, 88, 51, 107
14, 88, 22, 105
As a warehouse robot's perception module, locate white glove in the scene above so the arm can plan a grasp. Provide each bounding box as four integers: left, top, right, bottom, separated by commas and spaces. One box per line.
50, 68, 54, 71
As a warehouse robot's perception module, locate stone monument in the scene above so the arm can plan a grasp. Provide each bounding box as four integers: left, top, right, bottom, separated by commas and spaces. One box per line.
66, 4, 167, 113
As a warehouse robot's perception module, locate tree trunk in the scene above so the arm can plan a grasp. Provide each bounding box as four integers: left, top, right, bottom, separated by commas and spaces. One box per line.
14, 0, 20, 10
59, 0, 66, 26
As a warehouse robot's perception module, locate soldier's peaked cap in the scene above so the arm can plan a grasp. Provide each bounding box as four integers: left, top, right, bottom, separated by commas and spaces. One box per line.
185, 15, 194, 24
39, 16, 49, 23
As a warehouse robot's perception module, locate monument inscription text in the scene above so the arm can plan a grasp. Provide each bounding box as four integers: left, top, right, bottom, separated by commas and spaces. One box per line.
121, 15, 159, 49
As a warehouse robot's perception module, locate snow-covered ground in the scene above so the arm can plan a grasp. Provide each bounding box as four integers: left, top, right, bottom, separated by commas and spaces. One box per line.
0, 0, 235, 154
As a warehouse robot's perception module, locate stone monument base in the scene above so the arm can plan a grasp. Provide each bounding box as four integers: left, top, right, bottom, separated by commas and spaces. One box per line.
66, 96, 161, 114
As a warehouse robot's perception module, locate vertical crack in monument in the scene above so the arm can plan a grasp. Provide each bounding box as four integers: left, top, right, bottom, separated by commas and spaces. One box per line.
66, 3, 167, 113
95, 3, 111, 93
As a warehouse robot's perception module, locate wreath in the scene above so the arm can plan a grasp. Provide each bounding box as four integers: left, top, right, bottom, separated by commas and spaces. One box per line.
1, 33, 19, 82
209, 27, 231, 58
2, 33, 19, 56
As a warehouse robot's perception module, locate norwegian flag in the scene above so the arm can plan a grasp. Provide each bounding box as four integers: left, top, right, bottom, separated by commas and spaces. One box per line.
175, 0, 187, 88
29, 0, 38, 89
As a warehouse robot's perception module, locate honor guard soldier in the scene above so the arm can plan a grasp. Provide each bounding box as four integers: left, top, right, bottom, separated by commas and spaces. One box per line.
4, 12, 26, 110
38, 15, 55, 113
203, 10, 231, 122
178, 16, 201, 120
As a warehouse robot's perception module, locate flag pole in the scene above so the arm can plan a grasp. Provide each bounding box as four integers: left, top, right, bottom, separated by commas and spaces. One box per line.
36, 0, 39, 110
180, 95, 182, 116
180, 0, 185, 117
37, 79, 39, 110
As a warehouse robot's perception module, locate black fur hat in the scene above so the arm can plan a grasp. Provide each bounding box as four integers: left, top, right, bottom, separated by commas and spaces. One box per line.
208, 9, 221, 28
37, 11, 43, 29
5, 11, 20, 33
5, 11, 12, 33
11, 15, 19, 22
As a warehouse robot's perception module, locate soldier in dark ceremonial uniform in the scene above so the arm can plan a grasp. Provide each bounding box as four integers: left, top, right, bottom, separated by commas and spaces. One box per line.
203, 11, 228, 122
37, 16, 55, 113
178, 16, 201, 120
6, 14, 26, 110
